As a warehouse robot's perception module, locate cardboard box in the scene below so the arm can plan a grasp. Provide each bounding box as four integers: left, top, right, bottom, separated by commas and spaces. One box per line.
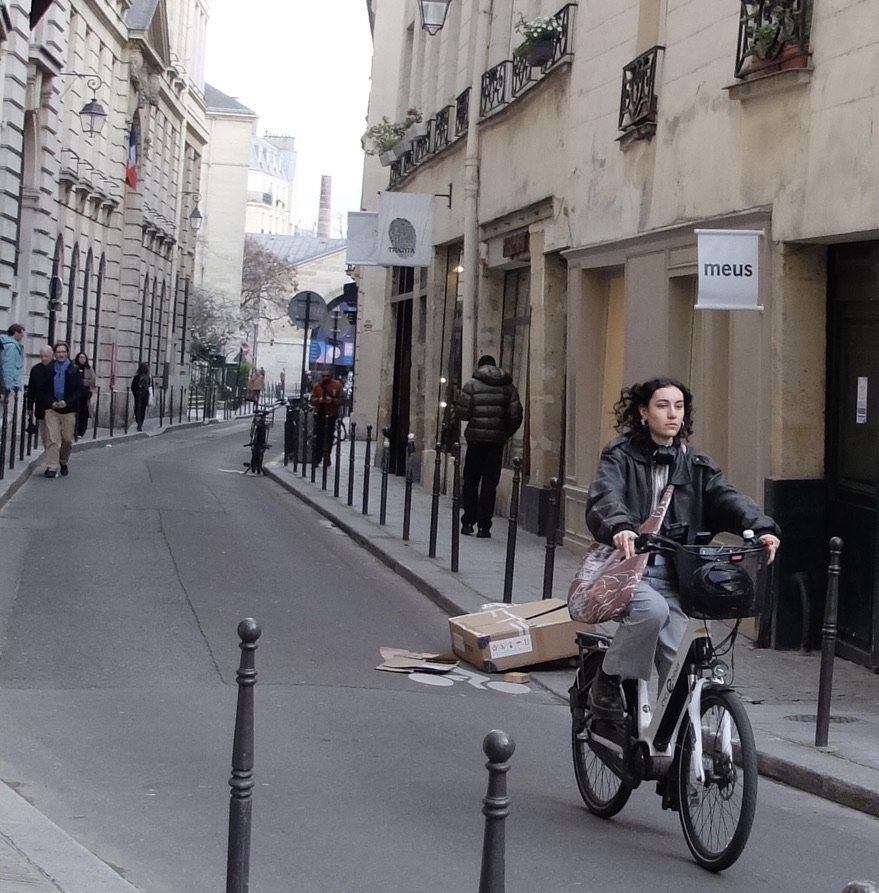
448, 598, 587, 672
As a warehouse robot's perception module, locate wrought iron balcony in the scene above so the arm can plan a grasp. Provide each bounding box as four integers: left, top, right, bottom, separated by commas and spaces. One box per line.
434, 105, 453, 151
455, 88, 470, 137
618, 45, 663, 137
735, 0, 811, 77
481, 61, 510, 116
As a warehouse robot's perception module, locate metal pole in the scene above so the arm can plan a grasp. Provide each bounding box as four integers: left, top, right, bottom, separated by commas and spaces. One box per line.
333, 417, 342, 497
159, 387, 165, 427
403, 433, 415, 541
300, 405, 308, 477
225, 618, 261, 893
428, 442, 442, 558
168, 386, 174, 427
816, 537, 844, 747
379, 427, 390, 525
347, 420, 357, 506
361, 424, 372, 514
542, 478, 560, 599
311, 412, 318, 484
19, 388, 27, 460
299, 295, 312, 400
502, 457, 522, 604
179, 386, 184, 424
92, 387, 100, 440
123, 389, 129, 434
8, 389, 18, 470
110, 390, 117, 438
451, 442, 461, 572
478, 730, 515, 893
0, 396, 8, 479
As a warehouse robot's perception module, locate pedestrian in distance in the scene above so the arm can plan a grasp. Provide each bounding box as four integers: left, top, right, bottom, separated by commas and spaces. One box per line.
310, 369, 343, 465
0, 323, 25, 395
37, 341, 83, 478
584, 377, 781, 720
73, 352, 96, 438
25, 346, 54, 447
248, 366, 266, 406
131, 362, 152, 432
454, 354, 523, 538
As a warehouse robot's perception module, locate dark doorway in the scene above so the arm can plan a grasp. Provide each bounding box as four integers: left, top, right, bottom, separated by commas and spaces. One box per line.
389, 298, 413, 476
827, 241, 879, 668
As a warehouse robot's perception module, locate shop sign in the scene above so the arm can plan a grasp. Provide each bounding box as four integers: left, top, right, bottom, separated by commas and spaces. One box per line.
695, 229, 762, 310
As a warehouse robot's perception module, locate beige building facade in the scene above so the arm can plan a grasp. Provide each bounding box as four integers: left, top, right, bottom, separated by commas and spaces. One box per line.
360, 1, 879, 664
0, 0, 208, 411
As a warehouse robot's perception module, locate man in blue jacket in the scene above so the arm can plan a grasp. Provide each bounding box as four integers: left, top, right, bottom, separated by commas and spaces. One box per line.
36, 342, 82, 478
454, 354, 523, 538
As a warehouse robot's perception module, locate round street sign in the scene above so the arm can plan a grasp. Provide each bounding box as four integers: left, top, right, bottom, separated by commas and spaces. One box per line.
288, 291, 327, 329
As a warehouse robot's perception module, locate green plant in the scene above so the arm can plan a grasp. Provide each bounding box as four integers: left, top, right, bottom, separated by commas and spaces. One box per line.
745, 1, 800, 61
362, 108, 422, 156
512, 13, 562, 57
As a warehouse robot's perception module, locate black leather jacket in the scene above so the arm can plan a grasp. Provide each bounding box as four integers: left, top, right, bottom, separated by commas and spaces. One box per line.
586, 436, 780, 546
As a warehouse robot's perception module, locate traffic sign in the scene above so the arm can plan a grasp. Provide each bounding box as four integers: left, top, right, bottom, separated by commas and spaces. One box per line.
288, 291, 327, 329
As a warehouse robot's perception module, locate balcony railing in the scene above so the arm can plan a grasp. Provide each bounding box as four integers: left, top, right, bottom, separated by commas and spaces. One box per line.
735, 0, 811, 77
481, 61, 510, 116
455, 88, 470, 137
618, 45, 663, 136
434, 105, 453, 151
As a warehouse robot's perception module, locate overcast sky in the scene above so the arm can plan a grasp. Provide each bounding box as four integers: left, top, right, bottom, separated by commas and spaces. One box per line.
204, 1, 374, 237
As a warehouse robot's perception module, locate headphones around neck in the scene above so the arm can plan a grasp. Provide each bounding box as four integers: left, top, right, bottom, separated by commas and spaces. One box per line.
651, 444, 678, 466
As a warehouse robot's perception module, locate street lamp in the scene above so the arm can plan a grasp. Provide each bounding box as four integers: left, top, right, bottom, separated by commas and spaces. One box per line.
181, 191, 203, 232
60, 72, 108, 136
418, 0, 452, 35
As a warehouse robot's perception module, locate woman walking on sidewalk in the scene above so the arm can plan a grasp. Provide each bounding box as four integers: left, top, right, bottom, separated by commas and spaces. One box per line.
73, 352, 96, 438
131, 362, 152, 432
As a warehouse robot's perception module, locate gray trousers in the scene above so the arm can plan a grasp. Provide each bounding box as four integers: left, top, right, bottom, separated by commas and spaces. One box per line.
602, 563, 689, 682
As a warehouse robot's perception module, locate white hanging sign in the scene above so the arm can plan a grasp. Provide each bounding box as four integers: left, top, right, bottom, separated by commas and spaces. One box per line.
695, 229, 763, 311
346, 212, 380, 266
375, 192, 434, 268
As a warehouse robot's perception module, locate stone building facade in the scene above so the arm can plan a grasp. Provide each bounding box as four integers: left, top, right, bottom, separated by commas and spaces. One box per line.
245, 134, 296, 235
0, 0, 207, 408
359, 1, 879, 664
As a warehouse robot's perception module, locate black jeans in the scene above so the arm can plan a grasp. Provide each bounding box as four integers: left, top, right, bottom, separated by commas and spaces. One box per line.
461, 441, 505, 531
313, 413, 335, 465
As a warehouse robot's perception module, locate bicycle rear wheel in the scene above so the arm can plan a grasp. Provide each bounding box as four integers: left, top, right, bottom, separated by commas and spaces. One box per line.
570, 658, 632, 817
676, 688, 757, 871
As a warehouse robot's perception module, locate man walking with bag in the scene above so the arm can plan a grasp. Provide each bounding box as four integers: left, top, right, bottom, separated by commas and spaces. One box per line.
454, 354, 523, 538
38, 342, 82, 477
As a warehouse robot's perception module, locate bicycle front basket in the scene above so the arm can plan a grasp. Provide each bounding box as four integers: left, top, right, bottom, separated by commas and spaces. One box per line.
673, 542, 769, 620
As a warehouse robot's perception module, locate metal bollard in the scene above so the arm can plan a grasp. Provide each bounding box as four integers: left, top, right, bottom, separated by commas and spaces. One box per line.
478, 729, 515, 893
110, 390, 117, 437
428, 442, 442, 558
168, 387, 174, 427
333, 418, 342, 497
0, 397, 8, 479
300, 407, 309, 478
179, 386, 185, 424
321, 422, 330, 491
379, 427, 390, 525
92, 387, 100, 439
542, 478, 560, 599
362, 425, 373, 514
816, 536, 844, 747
20, 387, 29, 459
8, 389, 18, 470
226, 618, 261, 893
502, 457, 522, 604
403, 434, 415, 541
347, 420, 357, 506
123, 389, 130, 434
159, 387, 165, 427
451, 442, 461, 572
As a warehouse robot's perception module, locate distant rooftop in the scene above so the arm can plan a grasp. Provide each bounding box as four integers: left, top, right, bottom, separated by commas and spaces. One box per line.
204, 83, 257, 117
248, 232, 346, 266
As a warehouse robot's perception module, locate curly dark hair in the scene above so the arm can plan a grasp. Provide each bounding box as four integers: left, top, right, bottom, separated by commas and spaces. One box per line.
613, 378, 694, 443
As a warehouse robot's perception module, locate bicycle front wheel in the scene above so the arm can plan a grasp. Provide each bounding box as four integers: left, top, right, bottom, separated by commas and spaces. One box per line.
571, 658, 632, 818
676, 688, 757, 872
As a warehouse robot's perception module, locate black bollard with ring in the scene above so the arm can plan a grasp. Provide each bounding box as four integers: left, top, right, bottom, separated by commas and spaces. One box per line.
321, 426, 330, 491
816, 536, 844, 747
428, 441, 442, 558
110, 390, 117, 437
478, 729, 515, 893
542, 478, 561, 599
7, 389, 18, 470
379, 426, 391, 525
451, 442, 461, 572
333, 417, 342, 497
403, 433, 416, 541
362, 424, 373, 514
226, 618, 261, 893
502, 457, 522, 604
92, 387, 101, 440
347, 420, 357, 506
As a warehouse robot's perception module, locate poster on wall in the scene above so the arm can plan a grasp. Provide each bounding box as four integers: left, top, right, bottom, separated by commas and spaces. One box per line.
695, 229, 763, 310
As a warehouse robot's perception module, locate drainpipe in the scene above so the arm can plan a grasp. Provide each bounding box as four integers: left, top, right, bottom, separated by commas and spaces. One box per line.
461, 0, 492, 378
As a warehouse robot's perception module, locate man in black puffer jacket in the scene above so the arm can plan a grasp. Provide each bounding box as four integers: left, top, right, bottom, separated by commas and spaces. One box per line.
454, 354, 523, 538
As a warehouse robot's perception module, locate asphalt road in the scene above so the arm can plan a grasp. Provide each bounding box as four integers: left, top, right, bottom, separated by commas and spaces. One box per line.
0, 424, 875, 892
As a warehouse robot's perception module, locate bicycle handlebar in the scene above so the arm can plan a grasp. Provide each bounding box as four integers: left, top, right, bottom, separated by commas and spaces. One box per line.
634, 532, 767, 556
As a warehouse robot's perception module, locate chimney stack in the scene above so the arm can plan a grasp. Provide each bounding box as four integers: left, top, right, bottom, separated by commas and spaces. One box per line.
318, 175, 332, 238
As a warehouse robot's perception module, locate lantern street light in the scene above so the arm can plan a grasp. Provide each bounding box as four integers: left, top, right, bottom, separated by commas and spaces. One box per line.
60, 72, 109, 136
418, 0, 452, 35
181, 191, 203, 232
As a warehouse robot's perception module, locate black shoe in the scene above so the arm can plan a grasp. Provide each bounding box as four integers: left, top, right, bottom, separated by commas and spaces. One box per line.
136, 425, 143, 432
44, 469, 57, 478
59, 464, 69, 476
461, 524, 474, 536
590, 668, 624, 720
476, 529, 491, 538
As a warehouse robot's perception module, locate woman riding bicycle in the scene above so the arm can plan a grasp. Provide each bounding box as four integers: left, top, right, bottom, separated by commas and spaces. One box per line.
585, 378, 781, 720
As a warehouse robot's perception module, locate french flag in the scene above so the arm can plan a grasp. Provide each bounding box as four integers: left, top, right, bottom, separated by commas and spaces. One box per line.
125, 123, 138, 188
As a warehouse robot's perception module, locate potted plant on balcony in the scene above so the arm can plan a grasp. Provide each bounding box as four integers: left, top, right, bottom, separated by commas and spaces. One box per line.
402, 107, 428, 144
513, 13, 562, 67
362, 116, 410, 166
743, 1, 808, 70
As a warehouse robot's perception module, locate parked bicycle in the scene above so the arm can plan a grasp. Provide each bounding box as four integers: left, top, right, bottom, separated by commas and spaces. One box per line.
569, 531, 770, 871
243, 401, 283, 475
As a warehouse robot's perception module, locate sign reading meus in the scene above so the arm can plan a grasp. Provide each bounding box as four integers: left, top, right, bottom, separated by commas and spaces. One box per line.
695, 229, 763, 311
